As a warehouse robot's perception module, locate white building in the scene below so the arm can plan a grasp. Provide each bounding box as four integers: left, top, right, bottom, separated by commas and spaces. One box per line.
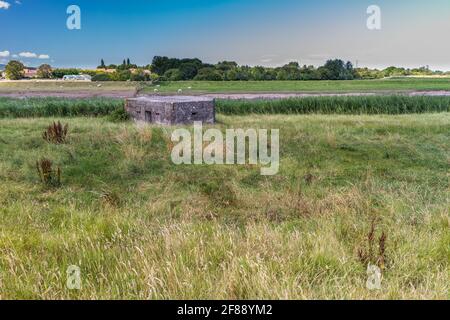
62, 74, 92, 81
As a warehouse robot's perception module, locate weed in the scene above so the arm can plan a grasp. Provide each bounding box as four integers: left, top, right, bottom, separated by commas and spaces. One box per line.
358, 217, 389, 269
42, 121, 69, 144
36, 158, 61, 187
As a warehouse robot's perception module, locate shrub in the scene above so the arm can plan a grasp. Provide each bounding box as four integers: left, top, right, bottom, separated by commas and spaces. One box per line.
92, 73, 112, 81
108, 106, 130, 122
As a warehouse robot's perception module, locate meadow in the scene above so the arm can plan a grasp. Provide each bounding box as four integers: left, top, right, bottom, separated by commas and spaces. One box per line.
144, 78, 450, 94
0, 96, 448, 299
1, 78, 450, 96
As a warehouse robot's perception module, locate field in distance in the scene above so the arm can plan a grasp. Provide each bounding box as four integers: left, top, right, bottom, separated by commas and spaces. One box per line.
1, 78, 450, 97
0, 81, 137, 98
144, 78, 450, 94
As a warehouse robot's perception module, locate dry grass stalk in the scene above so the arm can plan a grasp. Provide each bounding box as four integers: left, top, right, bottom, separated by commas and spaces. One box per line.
43, 121, 69, 144
36, 158, 61, 187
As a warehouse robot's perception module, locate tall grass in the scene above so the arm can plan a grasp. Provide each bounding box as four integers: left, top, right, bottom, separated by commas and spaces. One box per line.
0, 97, 124, 118
1, 96, 449, 119
0, 114, 448, 299
216, 96, 450, 115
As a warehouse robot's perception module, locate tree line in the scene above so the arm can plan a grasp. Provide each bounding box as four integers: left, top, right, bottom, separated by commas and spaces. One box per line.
2, 56, 447, 81
149, 56, 447, 81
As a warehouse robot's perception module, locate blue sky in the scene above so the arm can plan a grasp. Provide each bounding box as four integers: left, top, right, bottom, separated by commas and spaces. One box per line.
1, 0, 450, 70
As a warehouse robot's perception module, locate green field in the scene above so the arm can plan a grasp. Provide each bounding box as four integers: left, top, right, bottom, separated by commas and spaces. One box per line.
144, 78, 450, 94
0, 81, 136, 93
1, 78, 450, 95
0, 108, 448, 299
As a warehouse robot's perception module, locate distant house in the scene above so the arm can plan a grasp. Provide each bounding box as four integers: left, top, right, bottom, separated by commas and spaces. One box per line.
24, 67, 38, 78
96, 68, 116, 74
62, 74, 92, 81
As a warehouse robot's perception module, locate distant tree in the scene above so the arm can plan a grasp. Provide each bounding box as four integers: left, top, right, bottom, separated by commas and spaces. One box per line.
5, 60, 25, 80
298, 65, 320, 80
383, 66, 408, 77
126, 58, 130, 66
151, 56, 181, 75
92, 73, 112, 81
116, 70, 132, 81
98, 59, 106, 69
163, 68, 183, 81
130, 70, 151, 82
225, 67, 250, 81
179, 62, 199, 80
276, 69, 289, 81
216, 61, 238, 71
277, 62, 302, 80
37, 64, 53, 79
321, 59, 354, 80
194, 67, 223, 81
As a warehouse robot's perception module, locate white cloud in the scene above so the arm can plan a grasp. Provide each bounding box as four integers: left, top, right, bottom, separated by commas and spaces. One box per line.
38, 54, 50, 59
0, 1, 10, 9
19, 52, 38, 58
12, 54, 18, 58
0, 50, 10, 57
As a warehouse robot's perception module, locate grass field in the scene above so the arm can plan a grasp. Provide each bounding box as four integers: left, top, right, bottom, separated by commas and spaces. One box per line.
1, 78, 450, 95
0, 81, 136, 93
0, 111, 448, 299
144, 78, 450, 94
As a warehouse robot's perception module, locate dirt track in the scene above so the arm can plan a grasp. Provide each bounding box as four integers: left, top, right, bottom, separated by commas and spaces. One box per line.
1, 90, 450, 100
